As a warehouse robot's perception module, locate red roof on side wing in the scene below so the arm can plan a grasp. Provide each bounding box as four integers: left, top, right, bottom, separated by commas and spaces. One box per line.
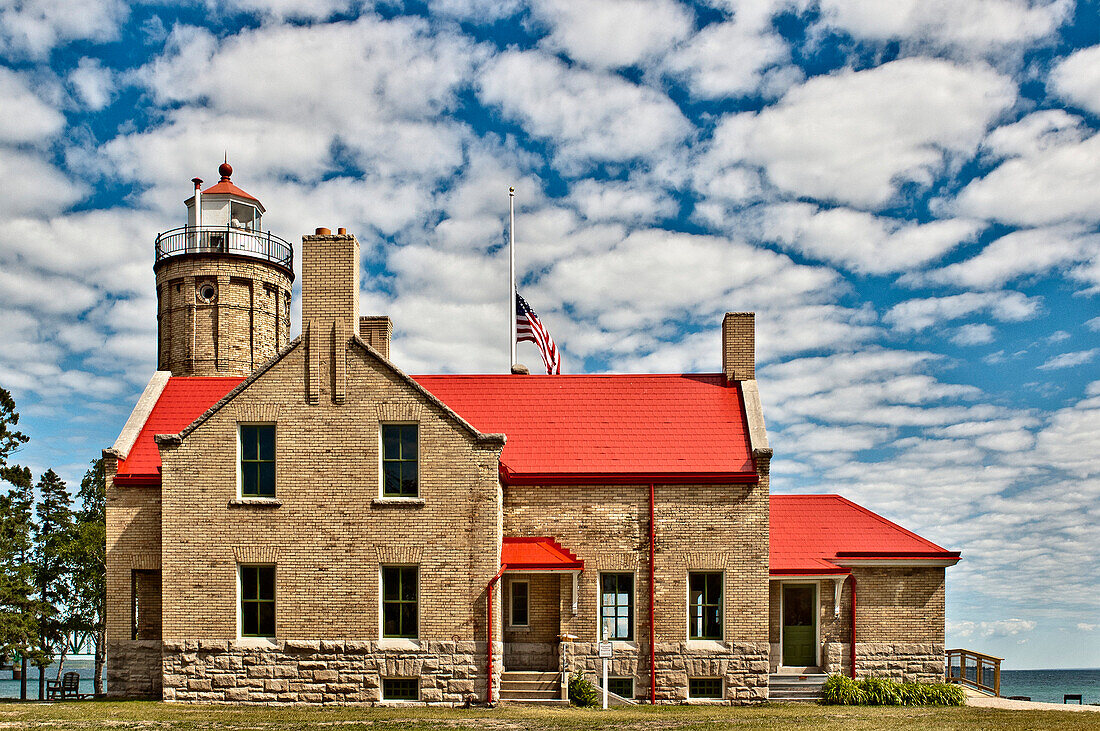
769, 494, 960, 575
502, 537, 584, 571
114, 377, 244, 484
411, 374, 756, 483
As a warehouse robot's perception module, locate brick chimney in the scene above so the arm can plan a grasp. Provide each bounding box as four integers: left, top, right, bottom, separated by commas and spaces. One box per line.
301, 228, 360, 404
359, 316, 392, 360
722, 312, 754, 381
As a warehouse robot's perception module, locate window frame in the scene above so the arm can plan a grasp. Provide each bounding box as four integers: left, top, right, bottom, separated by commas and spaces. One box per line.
599, 572, 635, 641
238, 564, 276, 639
608, 677, 634, 699
238, 423, 276, 498
687, 571, 723, 640
508, 579, 529, 628
380, 565, 419, 639
688, 677, 724, 699
380, 423, 419, 498
382, 677, 419, 701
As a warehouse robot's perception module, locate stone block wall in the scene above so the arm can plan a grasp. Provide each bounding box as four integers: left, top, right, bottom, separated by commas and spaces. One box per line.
822, 642, 945, 684
106, 640, 162, 698
162, 640, 492, 704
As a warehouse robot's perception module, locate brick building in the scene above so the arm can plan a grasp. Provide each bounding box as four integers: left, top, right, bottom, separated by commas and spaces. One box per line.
104, 168, 960, 704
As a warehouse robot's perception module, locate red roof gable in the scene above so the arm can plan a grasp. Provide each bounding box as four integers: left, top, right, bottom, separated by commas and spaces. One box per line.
502, 537, 584, 571
114, 377, 244, 484
202, 179, 260, 203
412, 374, 756, 484
769, 494, 960, 575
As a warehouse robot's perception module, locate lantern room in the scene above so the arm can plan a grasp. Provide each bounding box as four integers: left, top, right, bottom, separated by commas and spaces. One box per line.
186, 161, 264, 230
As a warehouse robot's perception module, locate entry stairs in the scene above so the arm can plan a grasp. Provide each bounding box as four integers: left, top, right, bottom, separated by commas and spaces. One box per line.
498, 671, 568, 704
769, 672, 828, 702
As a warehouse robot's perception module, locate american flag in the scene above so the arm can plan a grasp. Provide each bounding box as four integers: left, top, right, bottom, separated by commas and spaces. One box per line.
515, 293, 561, 375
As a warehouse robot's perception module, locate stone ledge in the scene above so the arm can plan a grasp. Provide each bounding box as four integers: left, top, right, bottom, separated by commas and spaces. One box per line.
371, 497, 426, 508
228, 498, 283, 508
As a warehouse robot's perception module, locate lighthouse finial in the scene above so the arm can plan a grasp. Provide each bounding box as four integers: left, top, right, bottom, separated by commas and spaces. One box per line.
218, 153, 232, 181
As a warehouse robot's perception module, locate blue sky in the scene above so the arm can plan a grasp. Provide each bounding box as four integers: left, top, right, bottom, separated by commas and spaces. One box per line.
1, 0, 1098, 669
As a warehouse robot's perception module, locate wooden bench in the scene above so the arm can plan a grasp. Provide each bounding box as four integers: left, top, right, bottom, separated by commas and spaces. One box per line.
46, 671, 90, 700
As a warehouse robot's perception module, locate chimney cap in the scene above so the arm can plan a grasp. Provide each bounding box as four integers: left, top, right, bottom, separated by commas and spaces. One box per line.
315, 227, 331, 235
511, 363, 529, 375
191, 177, 203, 187
337, 227, 347, 235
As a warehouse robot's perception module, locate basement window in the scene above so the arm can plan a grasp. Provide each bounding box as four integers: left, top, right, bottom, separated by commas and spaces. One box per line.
689, 677, 723, 699
382, 677, 418, 701
608, 677, 633, 698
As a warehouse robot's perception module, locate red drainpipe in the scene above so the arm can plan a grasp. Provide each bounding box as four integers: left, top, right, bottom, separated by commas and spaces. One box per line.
649, 482, 657, 704
849, 574, 858, 679
486, 564, 507, 704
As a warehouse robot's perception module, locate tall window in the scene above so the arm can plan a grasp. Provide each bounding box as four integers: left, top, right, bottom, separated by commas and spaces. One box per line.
382, 566, 418, 638
688, 572, 722, 640
600, 573, 634, 640
382, 425, 418, 497
240, 565, 275, 637
240, 424, 275, 497
509, 580, 529, 627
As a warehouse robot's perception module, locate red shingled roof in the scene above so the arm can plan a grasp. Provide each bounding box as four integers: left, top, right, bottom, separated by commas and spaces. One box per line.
411, 374, 756, 484
114, 377, 244, 485
501, 537, 584, 571
769, 494, 960, 576
202, 179, 260, 203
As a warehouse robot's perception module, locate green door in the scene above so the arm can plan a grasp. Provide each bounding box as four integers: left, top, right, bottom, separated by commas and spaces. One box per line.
782, 584, 816, 667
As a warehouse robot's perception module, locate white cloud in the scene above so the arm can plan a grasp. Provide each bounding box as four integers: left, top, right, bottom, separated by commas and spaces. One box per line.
1038, 349, 1098, 371
567, 178, 677, 224
949, 618, 1037, 638
532, 0, 693, 70
479, 50, 690, 169
68, 57, 115, 111
1079, 623, 1098, 632
952, 323, 996, 346
957, 119, 1100, 227
913, 226, 1098, 290
815, 0, 1070, 53
664, 8, 792, 99
0, 0, 128, 58
1050, 44, 1100, 116
759, 202, 983, 274
0, 66, 65, 144
704, 58, 1016, 208
884, 291, 1040, 332
0, 148, 86, 218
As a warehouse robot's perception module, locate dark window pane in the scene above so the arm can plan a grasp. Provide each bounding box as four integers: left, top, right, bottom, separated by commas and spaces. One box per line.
383, 464, 400, 494
257, 601, 275, 636
258, 462, 275, 496
401, 604, 417, 636
241, 566, 257, 600
383, 428, 400, 460
689, 678, 723, 699
383, 568, 399, 601
707, 574, 721, 601
242, 605, 258, 636
257, 426, 275, 461
383, 604, 400, 635
401, 426, 417, 458
401, 568, 417, 601
242, 463, 258, 496
258, 567, 275, 600
241, 426, 257, 460
609, 678, 633, 698
383, 678, 418, 701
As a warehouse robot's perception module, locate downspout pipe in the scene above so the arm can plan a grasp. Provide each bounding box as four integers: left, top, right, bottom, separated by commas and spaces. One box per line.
486, 564, 507, 704
849, 574, 858, 679
649, 482, 657, 704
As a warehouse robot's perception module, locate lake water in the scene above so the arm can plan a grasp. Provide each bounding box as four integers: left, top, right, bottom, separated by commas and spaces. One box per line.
3, 660, 1098, 704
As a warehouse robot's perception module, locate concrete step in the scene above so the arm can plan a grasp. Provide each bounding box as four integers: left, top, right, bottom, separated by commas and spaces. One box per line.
769, 673, 826, 703
500, 678, 560, 692
499, 671, 562, 702
498, 688, 562, 700
497, 698, 570, 706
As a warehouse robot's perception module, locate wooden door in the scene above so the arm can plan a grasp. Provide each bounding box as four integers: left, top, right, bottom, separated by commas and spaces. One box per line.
782, 584, 816, 667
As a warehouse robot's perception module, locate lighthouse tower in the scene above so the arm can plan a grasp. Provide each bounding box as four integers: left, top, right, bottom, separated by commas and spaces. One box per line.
154, 162, 294, 377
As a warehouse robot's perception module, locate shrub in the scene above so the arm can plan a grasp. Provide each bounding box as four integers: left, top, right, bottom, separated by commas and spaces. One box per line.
568, 672, 599, 707
820, 674, 965, 707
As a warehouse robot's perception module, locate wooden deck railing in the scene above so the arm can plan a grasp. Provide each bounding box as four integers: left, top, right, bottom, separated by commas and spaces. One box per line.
946, 648, 1002, 697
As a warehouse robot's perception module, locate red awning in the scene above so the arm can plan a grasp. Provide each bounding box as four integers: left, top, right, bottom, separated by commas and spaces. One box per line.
501, 537, 583, 571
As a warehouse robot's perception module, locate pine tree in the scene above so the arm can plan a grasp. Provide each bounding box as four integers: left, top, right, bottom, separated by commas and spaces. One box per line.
71, 458, 106, 695
0, 386, 34, 699
32, 469, 74, 700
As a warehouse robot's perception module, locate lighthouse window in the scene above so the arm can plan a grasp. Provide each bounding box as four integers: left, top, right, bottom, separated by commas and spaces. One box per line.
197, 282, 217, 303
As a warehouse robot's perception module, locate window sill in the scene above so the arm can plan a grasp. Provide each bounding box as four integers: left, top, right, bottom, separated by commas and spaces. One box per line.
235, 637, 278, 649
378, 638, 420, 650
371, 497, 425, 508
229, 498, 282, 507
507, 625, 531, 632
686, 639, 727, 651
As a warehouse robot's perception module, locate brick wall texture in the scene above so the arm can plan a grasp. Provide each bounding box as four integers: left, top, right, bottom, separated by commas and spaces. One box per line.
105, 233, 951, 704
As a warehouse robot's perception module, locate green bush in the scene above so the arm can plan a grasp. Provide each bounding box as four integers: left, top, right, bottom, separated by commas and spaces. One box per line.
568, 672, 599, 707
819, 675, 965, 707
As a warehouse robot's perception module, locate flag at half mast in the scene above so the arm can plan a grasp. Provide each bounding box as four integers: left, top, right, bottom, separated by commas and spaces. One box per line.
516, 293, 561, 375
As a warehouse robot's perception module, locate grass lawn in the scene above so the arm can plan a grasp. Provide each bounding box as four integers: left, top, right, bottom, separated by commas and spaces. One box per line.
1, 701, 1099, 730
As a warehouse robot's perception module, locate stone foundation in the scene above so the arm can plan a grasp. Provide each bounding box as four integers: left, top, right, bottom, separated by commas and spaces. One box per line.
162, 640, 493, 705
562, 641, 769, 704
107, 640, 163, 698
822, 642, 944, 684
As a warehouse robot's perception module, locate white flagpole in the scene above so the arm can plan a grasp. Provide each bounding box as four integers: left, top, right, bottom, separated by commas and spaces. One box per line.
509, 186, 517, 370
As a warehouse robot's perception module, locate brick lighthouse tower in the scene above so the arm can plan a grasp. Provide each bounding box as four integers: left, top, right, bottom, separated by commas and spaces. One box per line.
154, 162, 294, 376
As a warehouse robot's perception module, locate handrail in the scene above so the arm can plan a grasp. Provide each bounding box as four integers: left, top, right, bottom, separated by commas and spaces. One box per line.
946, 648, 1001, 697
154, 225, 294, 278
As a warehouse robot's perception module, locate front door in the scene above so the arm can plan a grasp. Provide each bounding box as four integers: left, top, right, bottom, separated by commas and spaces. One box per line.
782, 584, 816, 667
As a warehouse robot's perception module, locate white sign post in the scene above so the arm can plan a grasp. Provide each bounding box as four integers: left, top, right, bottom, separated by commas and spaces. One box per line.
600, 621, 613, 709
